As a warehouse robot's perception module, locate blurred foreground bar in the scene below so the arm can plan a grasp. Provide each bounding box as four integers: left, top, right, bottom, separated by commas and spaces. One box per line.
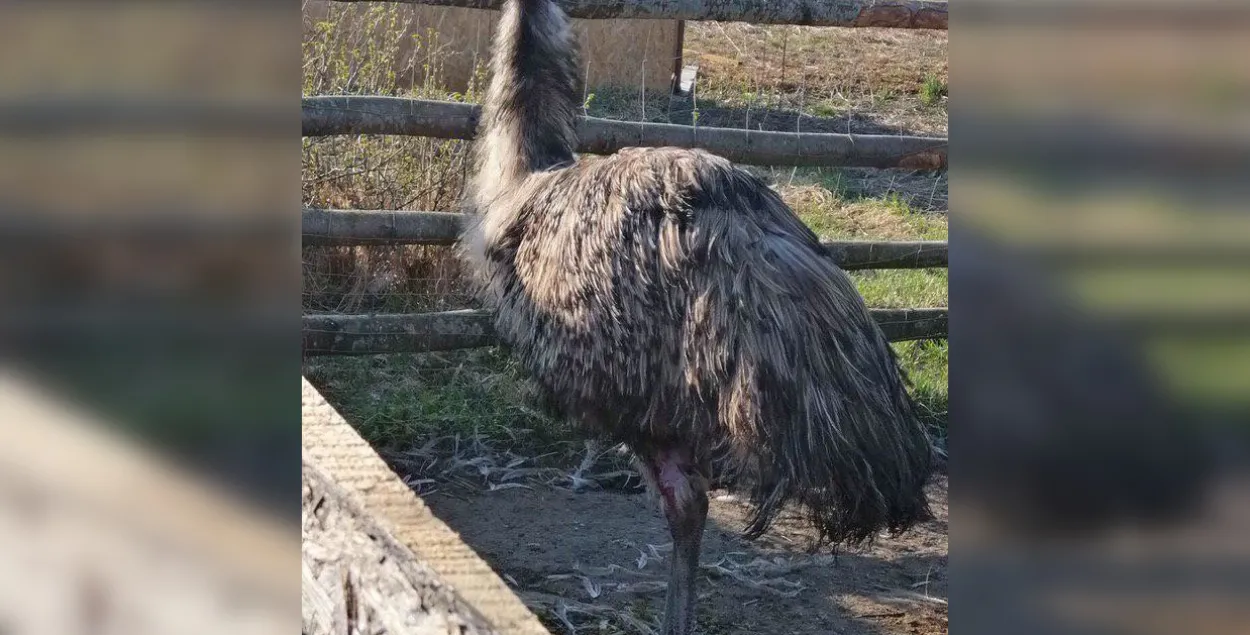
0, 371, 298, 634
0, 2, 300, 630
953, 1, 1250, 633
957, 0, 1250, 27
0, 97, 290, 137
0, 0, 300, 474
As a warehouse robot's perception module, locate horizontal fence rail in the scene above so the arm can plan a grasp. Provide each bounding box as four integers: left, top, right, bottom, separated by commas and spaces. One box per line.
953, 111, 1250, 172
299, 307, 1250, 358
328, 0, 948, 29
0, 98, 289, 137
302, 96, 948, 169
302, 308, 950, 356
1027, 242, 1250, 268
0, 210, 290, 244
302, 207, 949, 270
302, 208, 462, 247
957, 0, 1248, 28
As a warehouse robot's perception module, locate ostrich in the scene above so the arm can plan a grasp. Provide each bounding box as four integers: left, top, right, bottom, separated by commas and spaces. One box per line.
460, 1, 935, 632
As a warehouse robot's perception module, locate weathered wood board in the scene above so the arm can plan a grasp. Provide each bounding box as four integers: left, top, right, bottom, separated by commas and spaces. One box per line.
302, 377, 552, 635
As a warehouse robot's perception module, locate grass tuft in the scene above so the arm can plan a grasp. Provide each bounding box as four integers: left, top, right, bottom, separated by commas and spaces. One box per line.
920, 73, 947, 107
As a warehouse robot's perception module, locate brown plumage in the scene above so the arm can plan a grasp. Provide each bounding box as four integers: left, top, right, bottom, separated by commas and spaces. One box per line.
460, 1, 935, 632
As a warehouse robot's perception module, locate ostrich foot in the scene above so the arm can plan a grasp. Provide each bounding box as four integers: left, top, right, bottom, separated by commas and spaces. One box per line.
568, 438, 604, 492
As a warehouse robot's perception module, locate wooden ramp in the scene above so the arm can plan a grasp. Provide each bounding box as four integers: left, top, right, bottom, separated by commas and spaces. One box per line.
302, 377, 552, 635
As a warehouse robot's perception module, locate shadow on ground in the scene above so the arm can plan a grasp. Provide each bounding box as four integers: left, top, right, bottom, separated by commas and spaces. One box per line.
417, 474, 949, 635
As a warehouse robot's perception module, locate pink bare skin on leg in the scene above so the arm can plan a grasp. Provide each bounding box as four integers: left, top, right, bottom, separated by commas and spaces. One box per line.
655, 450, 696, 514
643, 448, 709, 635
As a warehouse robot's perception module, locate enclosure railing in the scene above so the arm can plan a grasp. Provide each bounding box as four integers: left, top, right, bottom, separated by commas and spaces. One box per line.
302, 0, 952, 357
326, 0, 949, 29
301, 208, 951, 268
303, 96, 948, 169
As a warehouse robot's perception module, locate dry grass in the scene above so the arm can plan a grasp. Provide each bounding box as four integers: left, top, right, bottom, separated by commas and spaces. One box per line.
684, 23, 948, 136
302, 2, 481, 313
519, 550, 843, 634
782, 185, 947, 240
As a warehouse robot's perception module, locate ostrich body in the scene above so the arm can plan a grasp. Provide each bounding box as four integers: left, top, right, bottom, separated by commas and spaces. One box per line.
462, 1, 934, 632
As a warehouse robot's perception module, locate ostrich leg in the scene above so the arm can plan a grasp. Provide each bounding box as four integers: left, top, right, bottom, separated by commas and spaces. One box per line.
569, 438, 604, 491
651, 449, 709, 635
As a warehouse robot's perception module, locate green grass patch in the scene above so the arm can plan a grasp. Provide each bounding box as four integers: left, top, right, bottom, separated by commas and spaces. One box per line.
304, 349, 574, 454
795, 194, 947, 241
920, 73, 947, 107
808, 101, 842, 118
788, 188, 949, 431
894, 339, 950, 434
788, 187, 948, 308
582, 86, 681, 124
852, 269, 948, 308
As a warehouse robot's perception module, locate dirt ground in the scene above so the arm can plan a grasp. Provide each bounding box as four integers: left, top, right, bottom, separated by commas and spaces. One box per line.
416, 471, 948, 635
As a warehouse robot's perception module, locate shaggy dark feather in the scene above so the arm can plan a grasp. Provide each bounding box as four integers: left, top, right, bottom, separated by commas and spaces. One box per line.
463, 0, 934, 550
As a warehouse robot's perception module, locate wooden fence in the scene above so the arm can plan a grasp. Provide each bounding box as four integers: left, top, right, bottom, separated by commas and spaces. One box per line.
302, 308, 950, 356
302, 0, 951, 357
301, 208, 950, 268
329, 0, 949, 29
303, 96, 948, 169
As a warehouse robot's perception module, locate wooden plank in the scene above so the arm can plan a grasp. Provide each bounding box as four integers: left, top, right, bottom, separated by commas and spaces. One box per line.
301, 308, 950, 356
328, 0, 949, 29
302, 377, 552, 635
303, 460, 506, 635
821, 240, 948, 270
303, 310, 499, 356
302, 96, 948, 169
302, 208, 464, 247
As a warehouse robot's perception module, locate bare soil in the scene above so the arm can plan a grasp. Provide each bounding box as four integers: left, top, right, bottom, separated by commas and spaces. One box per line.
419, 476, 948, 635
